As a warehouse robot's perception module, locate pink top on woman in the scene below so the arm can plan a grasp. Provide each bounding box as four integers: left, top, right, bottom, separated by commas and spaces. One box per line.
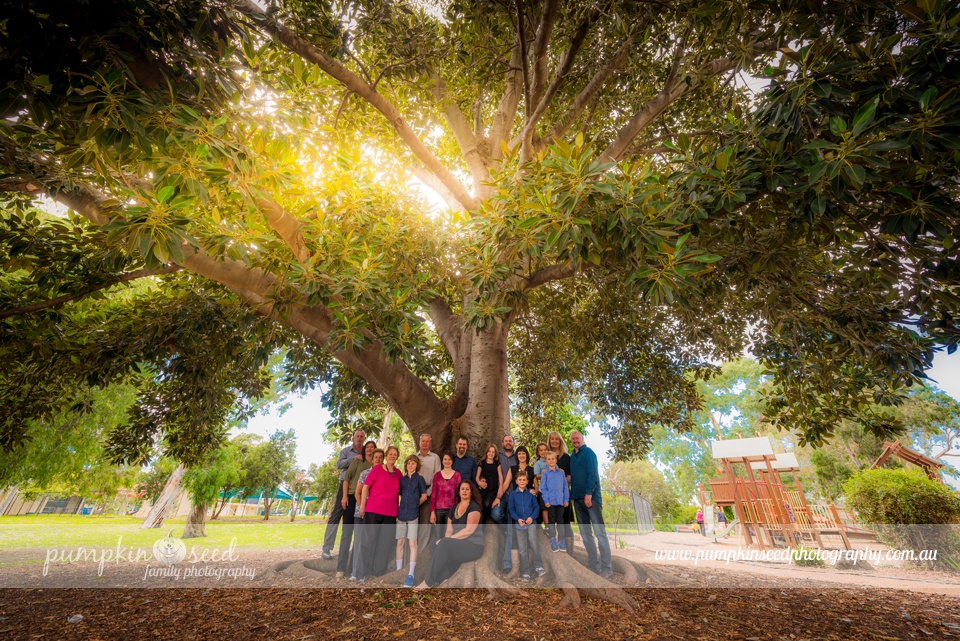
430, 470, 462, 511
363, 464, 402, 517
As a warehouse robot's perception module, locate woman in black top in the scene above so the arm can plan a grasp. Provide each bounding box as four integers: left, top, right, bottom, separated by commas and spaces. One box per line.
503, 445, 535, 496
475, 444, 501, 523
415, 480, 484, 589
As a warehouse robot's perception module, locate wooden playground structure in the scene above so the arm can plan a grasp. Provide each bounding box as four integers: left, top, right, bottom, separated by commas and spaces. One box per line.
700, 437, 870, 551
871, 439, 946, 482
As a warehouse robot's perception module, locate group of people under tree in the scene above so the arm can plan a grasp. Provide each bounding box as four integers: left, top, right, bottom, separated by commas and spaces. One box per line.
321, 428, 613, 587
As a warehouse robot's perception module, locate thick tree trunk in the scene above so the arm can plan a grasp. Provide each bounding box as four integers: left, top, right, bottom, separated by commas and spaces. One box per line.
183, 502, 207, 538
451, 322, 511, 455
140, 464, 186, 529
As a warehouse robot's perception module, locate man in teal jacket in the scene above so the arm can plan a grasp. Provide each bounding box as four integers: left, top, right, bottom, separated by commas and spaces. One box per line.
569, 430, 612, 578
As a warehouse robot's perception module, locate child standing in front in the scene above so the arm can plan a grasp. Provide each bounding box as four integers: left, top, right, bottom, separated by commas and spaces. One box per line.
396, 455, 427, 587
540, 451, 570, 552
533, 442, 549, 526
509, 473, 545, 580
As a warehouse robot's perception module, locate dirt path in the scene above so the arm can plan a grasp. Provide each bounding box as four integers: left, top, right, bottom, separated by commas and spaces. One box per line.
615, 531, 960, 596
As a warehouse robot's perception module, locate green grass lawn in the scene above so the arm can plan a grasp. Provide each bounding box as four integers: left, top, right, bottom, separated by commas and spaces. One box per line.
0, 514, 642, 555
0, 515, 329, 551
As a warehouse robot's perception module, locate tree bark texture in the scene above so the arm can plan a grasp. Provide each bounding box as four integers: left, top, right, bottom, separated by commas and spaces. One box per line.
449, 322, 511, 455
140, 464, 186, 529
182, 502, 207, 538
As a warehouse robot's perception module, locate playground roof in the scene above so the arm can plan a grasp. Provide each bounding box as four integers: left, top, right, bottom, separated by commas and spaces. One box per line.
770, 453, 801, 471
711, 436, 774, 461
872, 440, 945, 481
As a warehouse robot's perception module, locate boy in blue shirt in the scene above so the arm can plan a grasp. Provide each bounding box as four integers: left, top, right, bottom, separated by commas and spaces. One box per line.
540, 451, 570, 552
396, 455, 427, 587
509, 473, 545, 580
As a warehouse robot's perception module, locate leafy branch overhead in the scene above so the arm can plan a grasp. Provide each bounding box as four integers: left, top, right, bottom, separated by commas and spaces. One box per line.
1, 0, 958, 462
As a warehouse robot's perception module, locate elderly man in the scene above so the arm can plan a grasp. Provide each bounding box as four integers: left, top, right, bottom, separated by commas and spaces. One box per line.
322, 429, 365, 560
416, 434, 441, 525
569, 430, 612, 578
451, 436, 476, 488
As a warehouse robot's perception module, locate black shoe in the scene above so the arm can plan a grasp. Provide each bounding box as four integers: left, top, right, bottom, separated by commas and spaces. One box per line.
321, 551, 333, 560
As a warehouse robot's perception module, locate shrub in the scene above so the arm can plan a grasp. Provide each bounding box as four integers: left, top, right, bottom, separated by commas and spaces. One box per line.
790, 546, 825, 567
844, 468, 960, 524
843, 468, 960, 569
672, 505, 700, 525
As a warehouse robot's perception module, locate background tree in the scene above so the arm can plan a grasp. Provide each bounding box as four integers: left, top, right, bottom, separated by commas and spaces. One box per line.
210, 437, 255, 519
181, 445, 241, 536
603, 459, 679, 522
512, 402, 587, 452
286, 467, 312, 521
0, 383, 140, 501
241, 429, 297, 520
306, 457, 340, 517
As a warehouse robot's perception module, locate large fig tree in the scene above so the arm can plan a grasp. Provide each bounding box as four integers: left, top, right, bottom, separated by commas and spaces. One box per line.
1, 0, 958, 469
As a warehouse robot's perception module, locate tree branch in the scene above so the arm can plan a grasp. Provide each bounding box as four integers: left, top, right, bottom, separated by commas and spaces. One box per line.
0, 266, 182, 320
514, 0, 532, 120
0, 174, 113, 226
530, 0, 561, 108
599, 38, 778, 162
407, 165, 465, 212
488, 40, 525, 166
430, 75, 491, 186
537, 38, 633, 151
30, 170, 465, 434
234, 0, 477, 211
511, 261, 578, 291
255, 197, 311, 263
428, 296, 463, 363
518, 2, 611, 147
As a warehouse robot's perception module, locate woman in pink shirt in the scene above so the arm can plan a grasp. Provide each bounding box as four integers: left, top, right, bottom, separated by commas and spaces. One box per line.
359, 445, 401, 580
430, 451, 462, 539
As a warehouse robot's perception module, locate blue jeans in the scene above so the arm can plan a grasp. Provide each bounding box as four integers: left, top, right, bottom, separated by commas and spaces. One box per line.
491, 496, 514, 570
573, 498, 612, 575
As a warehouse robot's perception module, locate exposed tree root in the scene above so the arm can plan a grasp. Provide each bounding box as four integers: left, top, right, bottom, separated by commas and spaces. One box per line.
262, 526, 678, 611
558, 581, 581, 608
567, 546, 680, 587
476, 528, 520, 600
540, 539, 637, 614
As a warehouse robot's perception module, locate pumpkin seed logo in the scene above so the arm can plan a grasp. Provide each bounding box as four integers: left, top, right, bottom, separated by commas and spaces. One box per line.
152, 530, 187, 566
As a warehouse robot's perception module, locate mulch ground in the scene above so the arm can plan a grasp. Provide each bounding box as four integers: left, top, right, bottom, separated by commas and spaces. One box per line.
1, 586, 959, 641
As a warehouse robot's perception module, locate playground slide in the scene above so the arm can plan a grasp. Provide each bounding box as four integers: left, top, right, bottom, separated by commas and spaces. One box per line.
710, 517, 739, 541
